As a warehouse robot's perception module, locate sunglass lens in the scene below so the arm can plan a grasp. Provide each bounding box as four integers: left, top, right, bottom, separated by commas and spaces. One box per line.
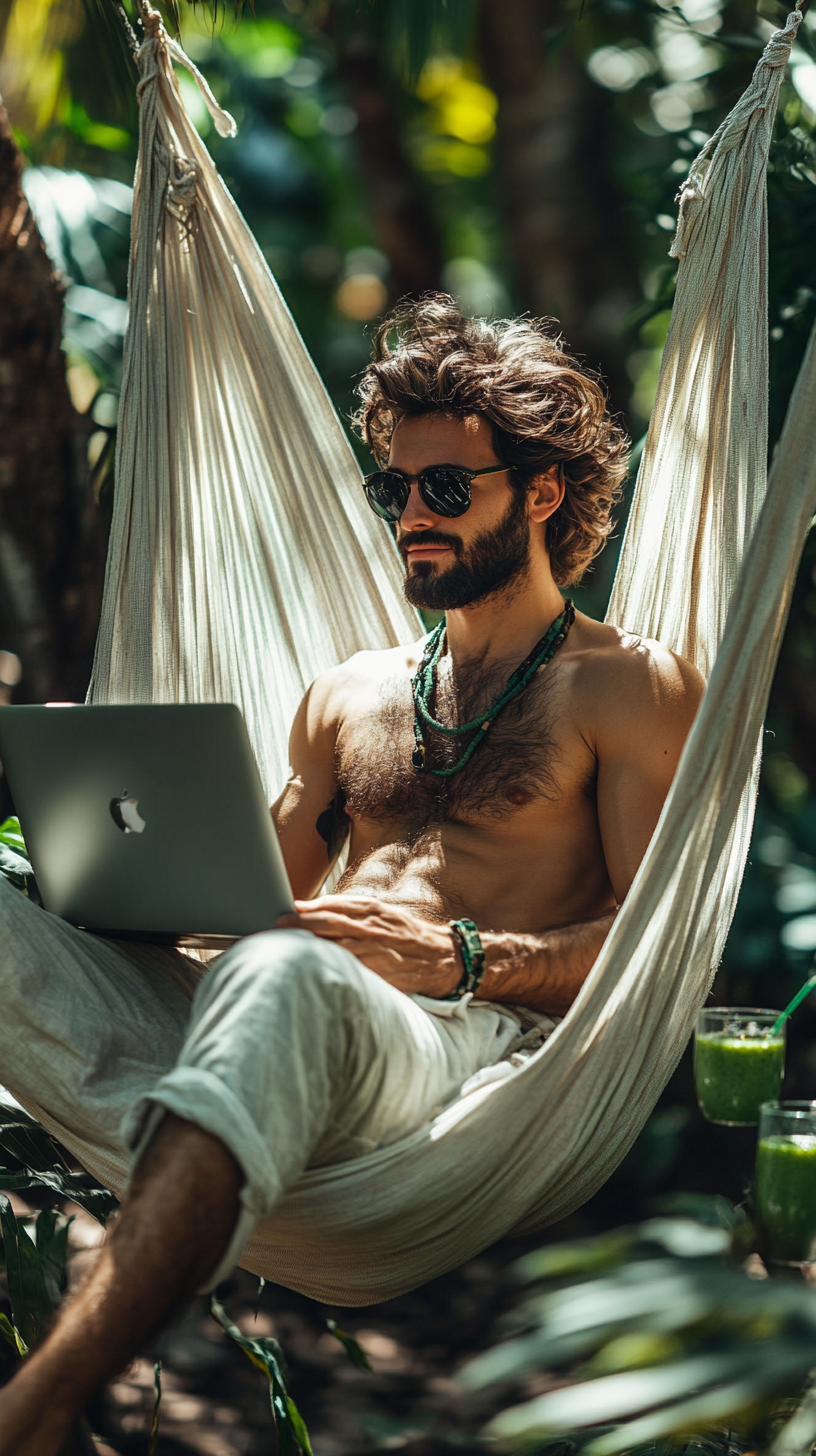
419, 468, 471, 518
364, 471, 409, 522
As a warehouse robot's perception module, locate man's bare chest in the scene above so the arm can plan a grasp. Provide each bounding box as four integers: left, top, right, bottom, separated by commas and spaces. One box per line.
335, 666, 594, 833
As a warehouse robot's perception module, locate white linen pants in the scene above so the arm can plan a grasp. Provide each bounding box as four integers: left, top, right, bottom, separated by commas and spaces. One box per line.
0, 878, 523, 1283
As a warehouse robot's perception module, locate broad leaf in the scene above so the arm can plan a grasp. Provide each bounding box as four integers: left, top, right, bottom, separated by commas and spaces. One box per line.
463, 1210, 816, 1454
0, 1197, 62, 1353
31, 1207, 74, 1310
0, 1105, 118, 1225
0, 817, 27, 856
513, 1232, 634, 1285
0, 818, 41, 905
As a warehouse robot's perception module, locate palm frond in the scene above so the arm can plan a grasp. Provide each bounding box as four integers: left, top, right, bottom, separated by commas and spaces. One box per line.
78, 0, 140, 127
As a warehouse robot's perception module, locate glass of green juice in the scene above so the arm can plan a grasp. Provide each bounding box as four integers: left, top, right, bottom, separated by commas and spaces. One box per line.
694, 1008, 786, 1126
756, 1101, 816, 1265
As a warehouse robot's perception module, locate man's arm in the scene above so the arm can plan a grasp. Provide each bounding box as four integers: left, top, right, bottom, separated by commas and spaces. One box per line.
272, 665, 351, 900
475, 912, 617, 1011
281, 641, 704, 1012
279, 895, 615, 1012
593, 639, 705, 905
471, 638, 706, 1009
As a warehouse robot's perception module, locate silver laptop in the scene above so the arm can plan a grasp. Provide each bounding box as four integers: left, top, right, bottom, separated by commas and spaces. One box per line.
0, 704, 294, 947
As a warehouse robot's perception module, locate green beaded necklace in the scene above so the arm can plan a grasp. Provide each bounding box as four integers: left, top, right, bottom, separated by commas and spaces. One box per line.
411, 599, 575, 777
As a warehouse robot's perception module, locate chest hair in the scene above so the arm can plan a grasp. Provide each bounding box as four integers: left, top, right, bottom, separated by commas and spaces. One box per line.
337, 655, 570, 831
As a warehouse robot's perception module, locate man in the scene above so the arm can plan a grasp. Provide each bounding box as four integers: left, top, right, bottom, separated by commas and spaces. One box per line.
0, 296, 703, 1453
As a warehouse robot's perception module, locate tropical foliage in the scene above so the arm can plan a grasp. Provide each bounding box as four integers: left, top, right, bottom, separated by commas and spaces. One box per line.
463, 1204, 816, 1456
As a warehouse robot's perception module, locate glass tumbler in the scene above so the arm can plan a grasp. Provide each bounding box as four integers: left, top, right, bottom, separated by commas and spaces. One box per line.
756, 1101, 816, 1265
694, 1008, 785, 1126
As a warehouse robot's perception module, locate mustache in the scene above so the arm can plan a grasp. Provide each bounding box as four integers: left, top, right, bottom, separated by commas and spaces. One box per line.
398, 530, 462, 560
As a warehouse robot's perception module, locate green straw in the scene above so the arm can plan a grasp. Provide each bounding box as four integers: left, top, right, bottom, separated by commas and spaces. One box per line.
771, 971, 816, 1036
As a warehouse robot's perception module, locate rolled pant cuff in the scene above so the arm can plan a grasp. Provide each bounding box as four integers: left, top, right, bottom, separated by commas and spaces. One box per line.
123, 1067, 283, 1290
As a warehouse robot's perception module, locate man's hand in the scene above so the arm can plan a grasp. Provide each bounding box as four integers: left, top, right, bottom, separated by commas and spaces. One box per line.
277, 897, 461, 997
278, 898, 620, 1014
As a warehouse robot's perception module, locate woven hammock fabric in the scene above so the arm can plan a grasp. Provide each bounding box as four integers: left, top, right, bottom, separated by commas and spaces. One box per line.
59, 8, 815, 1303
87, 14, 420, 799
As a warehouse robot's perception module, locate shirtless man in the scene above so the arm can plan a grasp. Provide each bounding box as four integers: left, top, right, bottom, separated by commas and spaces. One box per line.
0, 296, 703, 1453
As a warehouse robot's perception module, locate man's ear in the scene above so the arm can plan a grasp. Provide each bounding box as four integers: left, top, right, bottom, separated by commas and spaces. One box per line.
526, 466, 565, 523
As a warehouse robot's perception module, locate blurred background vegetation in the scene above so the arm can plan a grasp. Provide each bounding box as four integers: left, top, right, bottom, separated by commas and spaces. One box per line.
5, 0, 816, 1448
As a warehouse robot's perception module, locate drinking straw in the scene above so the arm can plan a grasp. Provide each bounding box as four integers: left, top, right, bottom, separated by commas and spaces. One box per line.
772, 972, 816, 1036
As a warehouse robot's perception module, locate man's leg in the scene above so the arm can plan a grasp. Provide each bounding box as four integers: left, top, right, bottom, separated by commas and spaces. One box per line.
0, 876, 201, 1182
0, 877, 207, 1452
0, 924, 521, 1451
0, 1115, 241, 1456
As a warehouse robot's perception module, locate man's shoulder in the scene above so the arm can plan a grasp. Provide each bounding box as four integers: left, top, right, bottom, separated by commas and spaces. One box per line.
309, 638, 425, 707
568, 613, 705, 726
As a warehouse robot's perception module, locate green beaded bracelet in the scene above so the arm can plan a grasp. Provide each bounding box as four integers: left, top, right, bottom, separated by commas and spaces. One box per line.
446, 918, 486, 1000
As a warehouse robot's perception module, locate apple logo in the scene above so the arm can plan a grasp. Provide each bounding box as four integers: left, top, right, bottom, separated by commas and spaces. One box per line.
110, 790, 146, 835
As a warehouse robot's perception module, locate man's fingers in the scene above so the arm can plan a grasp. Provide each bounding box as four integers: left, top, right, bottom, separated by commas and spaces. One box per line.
294, 896, 380, 916
335, 942, 414, 982
278, 909, 391, 940
276, 916, 434, 990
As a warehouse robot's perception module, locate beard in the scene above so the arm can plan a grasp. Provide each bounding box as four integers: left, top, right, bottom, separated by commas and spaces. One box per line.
400, 489, 531, 611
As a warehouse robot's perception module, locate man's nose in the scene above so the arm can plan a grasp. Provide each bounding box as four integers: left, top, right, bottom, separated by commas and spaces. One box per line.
398, 480, 440, 530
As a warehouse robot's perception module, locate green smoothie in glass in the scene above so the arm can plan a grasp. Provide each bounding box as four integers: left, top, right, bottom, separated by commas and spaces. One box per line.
694, 1008, 785, 1126
756, 1102, 816, 1265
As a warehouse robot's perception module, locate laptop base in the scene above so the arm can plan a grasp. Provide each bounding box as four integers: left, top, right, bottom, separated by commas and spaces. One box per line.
80, 926, 242, 950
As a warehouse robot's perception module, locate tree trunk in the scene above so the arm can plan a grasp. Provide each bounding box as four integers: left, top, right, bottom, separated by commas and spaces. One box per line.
0, 94, 106, 704
480, 0, 638, 412
333, 30, 444, 300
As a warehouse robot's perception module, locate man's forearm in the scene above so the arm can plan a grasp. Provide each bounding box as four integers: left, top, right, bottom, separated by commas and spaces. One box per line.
474, 911, 617, 1014
278, 895, 617, 1012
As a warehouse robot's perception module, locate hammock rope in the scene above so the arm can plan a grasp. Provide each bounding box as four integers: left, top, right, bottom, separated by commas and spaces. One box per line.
19, 6, 815, 1304
88, 3, 420, 800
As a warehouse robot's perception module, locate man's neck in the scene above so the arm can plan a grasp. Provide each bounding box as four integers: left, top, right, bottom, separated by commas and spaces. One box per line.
443, 567, 567, 669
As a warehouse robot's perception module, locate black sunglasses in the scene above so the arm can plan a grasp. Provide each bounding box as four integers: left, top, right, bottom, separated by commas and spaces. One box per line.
362, 463, 513, 522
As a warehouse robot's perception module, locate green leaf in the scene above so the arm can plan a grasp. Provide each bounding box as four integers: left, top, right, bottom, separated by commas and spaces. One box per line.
32, 1207, 74, 1310
0, 1311, 21, 1354
647, 1191, 743, 1231
210, 1296, 312, 1456
0, 1197, 57, 1353
325, 1318, 372, 1371
0, 1106, 118, 1225
147, 1360, 162, 1456
0, 818, 41, 905
513, 1231, 634, 1285
0, 817, 26, 854
470, 1215, 816, 1455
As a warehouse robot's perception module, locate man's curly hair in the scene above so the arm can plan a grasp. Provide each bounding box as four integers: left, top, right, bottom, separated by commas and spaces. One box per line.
353, 294, 629, 588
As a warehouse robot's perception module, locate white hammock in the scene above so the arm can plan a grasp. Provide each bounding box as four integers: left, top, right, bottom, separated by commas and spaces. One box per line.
73, 6, 816, 1304
87, 13, 420, 797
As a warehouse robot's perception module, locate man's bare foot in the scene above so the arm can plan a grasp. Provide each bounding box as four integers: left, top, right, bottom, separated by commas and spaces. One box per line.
0, 1114, 243, 1456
